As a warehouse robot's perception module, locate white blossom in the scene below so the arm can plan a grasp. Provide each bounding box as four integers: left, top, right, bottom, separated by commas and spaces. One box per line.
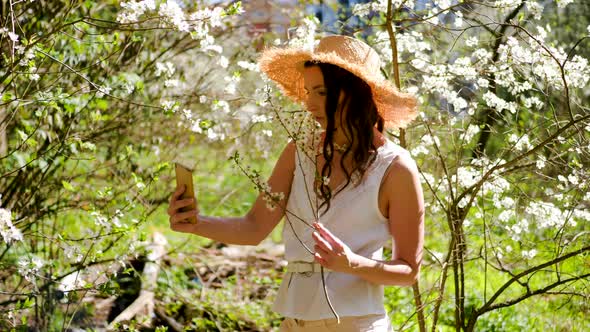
498, 210, 514, 222
522, 249, 537, 259
181, 109, 192, 120
476, 78, 489, 89
411, 145, 429, 157
218, 55, 229, 68
501, 197, 515, 208
64, 244, 83, 263
159, 0, 189, 32
117, 0, 155, 23
454, 11, 463, 28
96, 85, 111, 98
396, 31, 431, 55
420, 172, 436, 186
563, 55, 590, 88
461, 124, 480, 142
448, 57, 477, 80
208, 7, 224, 28
525, 201, 568, 229
288, 17, 319, 52
508, 133, 532, 151
224, 74, 241, 95
155, 61, 175, 77
453, 167, 479, 188
523, 96, 544, 109
352, 0, 412, 19
421, 134, 440, 147
465, 36, 479, 47
206, 128, 225, 141
190, 118, 203, 134
536, 155, 546, 169
251, 114, 269, 123
212, 100, 230, 113
526, 1, 543, 20
164, 79, 180, 88
556, 0, 574, 9
494, 0, 523, 9
483, 91, 518, 114
8, 32, 19, 42
567, 174, 579, 185
237, 61, 258, 72
573, 209, 589, 224
0, 208, 23, 244
161, 100, 178, 113
18, 255, 45, 282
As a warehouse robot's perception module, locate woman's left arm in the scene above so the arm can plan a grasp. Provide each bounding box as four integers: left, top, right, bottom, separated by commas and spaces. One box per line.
312, 153, 424, 286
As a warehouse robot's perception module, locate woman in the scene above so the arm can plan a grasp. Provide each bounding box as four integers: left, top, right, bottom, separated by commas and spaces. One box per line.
168, 35, 424, 331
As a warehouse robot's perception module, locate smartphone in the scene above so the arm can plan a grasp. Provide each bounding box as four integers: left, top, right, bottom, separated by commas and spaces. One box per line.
174, 162, 198, 223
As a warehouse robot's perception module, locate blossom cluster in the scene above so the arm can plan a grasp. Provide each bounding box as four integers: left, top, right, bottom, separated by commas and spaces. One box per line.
0, 208, 22, 244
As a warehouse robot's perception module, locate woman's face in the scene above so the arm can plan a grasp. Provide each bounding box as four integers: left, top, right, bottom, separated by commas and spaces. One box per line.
303, 65, 328, 128
303, 65, 347, 131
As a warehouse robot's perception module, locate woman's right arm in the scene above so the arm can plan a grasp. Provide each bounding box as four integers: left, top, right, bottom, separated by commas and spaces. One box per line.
167, 141, 296, 246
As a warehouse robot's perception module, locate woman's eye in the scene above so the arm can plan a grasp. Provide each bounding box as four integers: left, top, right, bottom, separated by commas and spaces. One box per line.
318, 90, 327, 96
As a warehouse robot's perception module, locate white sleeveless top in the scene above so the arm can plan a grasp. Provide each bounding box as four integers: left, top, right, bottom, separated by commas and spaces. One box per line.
273, 138, 409, 320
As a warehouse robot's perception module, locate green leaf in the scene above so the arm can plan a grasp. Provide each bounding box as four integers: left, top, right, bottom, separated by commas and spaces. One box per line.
95, 99, 108, 110
62, 180, 75, 191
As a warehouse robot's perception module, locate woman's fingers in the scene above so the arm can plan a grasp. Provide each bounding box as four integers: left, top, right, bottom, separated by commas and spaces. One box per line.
312, 231, 333, 252
170, 185, 186, 202
167, 197, 194, 216
314, 223, 343, 251
314, 252, 327, 266
170, 209, 198, 224
174, 198, 195, 210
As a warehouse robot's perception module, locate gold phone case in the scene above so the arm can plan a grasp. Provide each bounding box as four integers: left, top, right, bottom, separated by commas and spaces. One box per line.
174, 163, 198, 223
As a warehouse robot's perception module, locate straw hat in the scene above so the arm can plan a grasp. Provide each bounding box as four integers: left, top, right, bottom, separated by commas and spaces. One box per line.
258, 35, 418, 129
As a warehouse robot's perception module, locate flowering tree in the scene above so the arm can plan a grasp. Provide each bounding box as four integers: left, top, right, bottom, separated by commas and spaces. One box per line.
0, 0, 281, 329
1, 0, 588, 330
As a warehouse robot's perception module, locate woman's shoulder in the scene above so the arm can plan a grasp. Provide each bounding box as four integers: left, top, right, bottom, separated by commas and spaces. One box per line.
376, 137, 418, 181
378, 137, 411, 161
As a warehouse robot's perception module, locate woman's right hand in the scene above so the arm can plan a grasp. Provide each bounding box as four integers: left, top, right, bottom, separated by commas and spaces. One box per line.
167, 185, 199, 233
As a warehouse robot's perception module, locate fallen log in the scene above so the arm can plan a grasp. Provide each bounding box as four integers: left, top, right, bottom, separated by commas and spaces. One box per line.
108, 232, 167, 330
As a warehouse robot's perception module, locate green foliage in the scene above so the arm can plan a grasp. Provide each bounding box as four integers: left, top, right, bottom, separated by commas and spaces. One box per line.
1, 0, 588, 331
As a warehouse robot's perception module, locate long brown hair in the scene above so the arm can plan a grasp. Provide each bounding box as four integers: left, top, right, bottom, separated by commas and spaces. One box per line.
304, 61, 385, 213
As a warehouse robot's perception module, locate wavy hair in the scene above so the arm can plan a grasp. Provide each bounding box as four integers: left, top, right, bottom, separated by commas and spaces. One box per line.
304, 61, 385, 213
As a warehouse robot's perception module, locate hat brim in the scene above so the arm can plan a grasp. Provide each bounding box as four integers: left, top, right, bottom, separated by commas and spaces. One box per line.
258, 47, 418, 129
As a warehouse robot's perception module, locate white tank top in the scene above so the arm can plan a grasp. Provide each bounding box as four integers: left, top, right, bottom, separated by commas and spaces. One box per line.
273, 137, 408, 320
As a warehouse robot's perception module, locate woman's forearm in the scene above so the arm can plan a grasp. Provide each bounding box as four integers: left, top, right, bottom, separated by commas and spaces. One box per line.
185, 214, 263, 246
349, 254, 418, 286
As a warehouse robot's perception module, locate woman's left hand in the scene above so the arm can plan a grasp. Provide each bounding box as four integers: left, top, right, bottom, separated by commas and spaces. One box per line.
312, 222, 359, 273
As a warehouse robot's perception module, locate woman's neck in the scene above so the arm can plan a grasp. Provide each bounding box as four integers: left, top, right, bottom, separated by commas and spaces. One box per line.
318, 127, 385, 154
